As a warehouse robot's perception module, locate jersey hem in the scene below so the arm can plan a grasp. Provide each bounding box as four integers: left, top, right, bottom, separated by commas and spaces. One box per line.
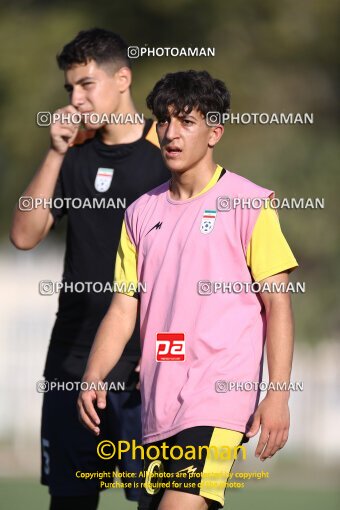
254, 260, 298, 282
142, 419, 246, 444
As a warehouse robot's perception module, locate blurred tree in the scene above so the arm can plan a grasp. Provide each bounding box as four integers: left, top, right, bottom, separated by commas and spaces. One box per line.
0, 0, 338, 341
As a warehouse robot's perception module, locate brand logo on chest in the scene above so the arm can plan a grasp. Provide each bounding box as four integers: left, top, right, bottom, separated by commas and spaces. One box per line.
156, 333, 185, 362
94, 168, 114, 192
200, 209, 217, 234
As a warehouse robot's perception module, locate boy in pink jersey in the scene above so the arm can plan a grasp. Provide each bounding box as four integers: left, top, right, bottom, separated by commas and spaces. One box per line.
78, 71, 298, 510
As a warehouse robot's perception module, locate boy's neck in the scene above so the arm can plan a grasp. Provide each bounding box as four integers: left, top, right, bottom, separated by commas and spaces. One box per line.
99, 98, 145, 145
169, 160, 218, 200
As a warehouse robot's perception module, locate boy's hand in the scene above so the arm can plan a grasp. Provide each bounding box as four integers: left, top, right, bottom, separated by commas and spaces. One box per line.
246, 393, 290, 460
77, 379, 107, 436
50, 105, 80, 155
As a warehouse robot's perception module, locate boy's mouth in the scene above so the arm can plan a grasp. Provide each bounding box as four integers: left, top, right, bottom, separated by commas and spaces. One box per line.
165, 146, 182, 158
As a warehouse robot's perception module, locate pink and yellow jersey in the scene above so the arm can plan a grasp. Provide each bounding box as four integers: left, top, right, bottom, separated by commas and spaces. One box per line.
114, 165, 298, 444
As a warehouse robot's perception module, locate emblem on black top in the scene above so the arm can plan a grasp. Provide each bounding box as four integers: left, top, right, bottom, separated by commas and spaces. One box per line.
94, 168, 114, 192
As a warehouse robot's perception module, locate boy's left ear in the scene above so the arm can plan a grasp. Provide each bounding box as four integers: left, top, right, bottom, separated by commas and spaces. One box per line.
116, 67, 132, 93
208, 124, 224, 148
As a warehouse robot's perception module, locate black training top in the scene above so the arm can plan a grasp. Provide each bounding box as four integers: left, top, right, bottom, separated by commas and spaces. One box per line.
43, 119, 169, 384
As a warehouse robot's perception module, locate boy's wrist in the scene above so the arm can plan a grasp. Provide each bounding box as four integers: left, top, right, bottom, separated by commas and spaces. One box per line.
48, 146, 66, 159
266, 386, 290, 402
82, 372, 104, 384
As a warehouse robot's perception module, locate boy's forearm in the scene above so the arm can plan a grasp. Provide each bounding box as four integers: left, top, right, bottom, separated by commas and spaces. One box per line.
24, 148, 64, 196
10, 148, 65, 247
264, 293, 294, 400
83, 297, 137, 382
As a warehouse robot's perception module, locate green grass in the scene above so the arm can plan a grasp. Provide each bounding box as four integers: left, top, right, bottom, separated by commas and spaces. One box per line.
0, 480, 339, 510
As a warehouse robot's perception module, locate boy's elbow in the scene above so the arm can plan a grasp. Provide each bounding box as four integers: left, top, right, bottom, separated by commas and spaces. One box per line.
9, 229, 39, 250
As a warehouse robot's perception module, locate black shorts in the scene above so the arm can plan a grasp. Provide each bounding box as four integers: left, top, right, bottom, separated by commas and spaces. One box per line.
138, 426, 245, 510
41, 386, 142, 500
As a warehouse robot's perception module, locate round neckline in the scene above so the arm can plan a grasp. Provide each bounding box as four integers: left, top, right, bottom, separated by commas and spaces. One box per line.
166, 167, 229, 205
92, 118, 152, 152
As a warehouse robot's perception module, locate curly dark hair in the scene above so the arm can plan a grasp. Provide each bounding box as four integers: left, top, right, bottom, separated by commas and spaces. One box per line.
57, 28, 130, 70
146, 70, 230, 122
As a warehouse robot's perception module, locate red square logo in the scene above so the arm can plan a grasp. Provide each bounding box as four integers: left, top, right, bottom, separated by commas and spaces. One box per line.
156, 333, 185, 361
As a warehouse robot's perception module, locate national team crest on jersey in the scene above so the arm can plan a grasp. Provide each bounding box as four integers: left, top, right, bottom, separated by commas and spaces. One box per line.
94, 168, 114, 192
200, 210, 217, 234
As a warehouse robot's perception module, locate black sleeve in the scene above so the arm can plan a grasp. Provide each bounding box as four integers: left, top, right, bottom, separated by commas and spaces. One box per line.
50, 158, 69, 229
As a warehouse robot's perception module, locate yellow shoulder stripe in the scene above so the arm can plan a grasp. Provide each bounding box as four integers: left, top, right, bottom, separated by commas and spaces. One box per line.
145, 121, 160, 148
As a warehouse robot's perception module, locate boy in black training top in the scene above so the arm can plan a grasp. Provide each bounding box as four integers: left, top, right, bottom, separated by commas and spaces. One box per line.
10, 28, 169, 510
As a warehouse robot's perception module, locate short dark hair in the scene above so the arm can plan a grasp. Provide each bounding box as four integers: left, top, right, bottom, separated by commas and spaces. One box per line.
57, 28, 130, 70
146, 70, 230, 121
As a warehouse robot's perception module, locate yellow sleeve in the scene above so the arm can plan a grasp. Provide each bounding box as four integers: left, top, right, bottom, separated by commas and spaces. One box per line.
114, 220, 138, 297
246, 206, 298, 282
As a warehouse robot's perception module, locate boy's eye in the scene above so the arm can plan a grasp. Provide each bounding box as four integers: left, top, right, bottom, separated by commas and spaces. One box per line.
178, 116, 194, 125
158, 119, 168, 126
